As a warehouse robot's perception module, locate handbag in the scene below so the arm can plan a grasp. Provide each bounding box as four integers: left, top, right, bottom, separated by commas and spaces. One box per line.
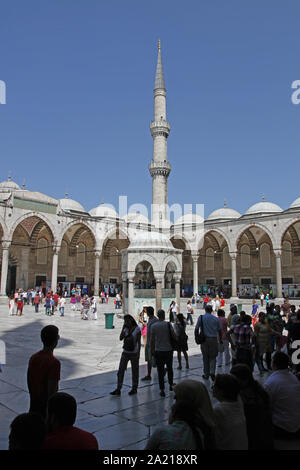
168, 322, 180, 351
195, 315, 206, 345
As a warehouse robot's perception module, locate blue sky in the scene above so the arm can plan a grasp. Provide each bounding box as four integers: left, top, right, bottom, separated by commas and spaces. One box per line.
0, 1, 300, 218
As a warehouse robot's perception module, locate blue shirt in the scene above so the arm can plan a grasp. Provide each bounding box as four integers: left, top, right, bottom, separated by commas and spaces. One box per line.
195, 313, 221, 338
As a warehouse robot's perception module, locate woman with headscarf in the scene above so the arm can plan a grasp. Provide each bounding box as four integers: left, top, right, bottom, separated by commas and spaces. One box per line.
145, 379, 217, 450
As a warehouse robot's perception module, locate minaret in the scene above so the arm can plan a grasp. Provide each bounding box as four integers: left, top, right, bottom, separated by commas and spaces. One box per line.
149, 40, 171, 227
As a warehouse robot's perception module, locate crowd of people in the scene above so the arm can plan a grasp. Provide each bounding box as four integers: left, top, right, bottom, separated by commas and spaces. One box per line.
4, 292, 300, 450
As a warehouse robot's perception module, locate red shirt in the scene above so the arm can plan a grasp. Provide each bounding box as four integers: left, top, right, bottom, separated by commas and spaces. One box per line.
28, 350, 61, 401
42, 426, 99, 450
220, 299, 225, 307
53, 294, 59, 303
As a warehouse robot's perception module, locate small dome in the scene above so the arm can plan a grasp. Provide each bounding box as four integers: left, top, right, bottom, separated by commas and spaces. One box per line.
175, 213, 204, 225
245, 201, 282, 215
129, 231, 173, 249
89, 204, 118, 218
59, 198, 85, 212
207, 207, 241, 221
290, 197, 300, 209
0, 178, 20, 192
123, 213, 150, 224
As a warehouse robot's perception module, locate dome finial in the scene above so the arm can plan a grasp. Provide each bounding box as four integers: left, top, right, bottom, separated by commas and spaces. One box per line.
8, 171, 11, 182
22, 179, 26, 190
224, 199, 227, 208
65, 188, 69, 199
262, 194, 266, 202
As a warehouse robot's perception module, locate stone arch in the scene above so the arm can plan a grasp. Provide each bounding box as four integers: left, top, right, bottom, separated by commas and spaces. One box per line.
235, 222, 275, 251
241, 244, 251, 269
198, 227, 231, 252
260, 242, 271, 268
281, 221, 300, 256
170, 233, 192, 251
129, 253, 160, 273
9, 212, 57, 244
282, 240, 292, 267
101, 226, 131, 250
58, 219, 97, 248
134, 259, 156, 288
161, 254, 182, 274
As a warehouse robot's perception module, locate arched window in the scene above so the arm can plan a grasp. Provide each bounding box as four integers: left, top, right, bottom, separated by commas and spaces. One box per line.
282, 241, 292, 267
223, 246, 231, 270
37, 238, 47, 265
76, 243, 85, 267
241, 244, 250, 269
59, 240, 68, 266
260, 243, 271, 268
206, 248, 214, 271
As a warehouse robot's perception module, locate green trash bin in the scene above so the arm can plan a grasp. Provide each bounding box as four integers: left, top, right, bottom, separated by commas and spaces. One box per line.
104, 313, 115, 329
237, 304, 243, 313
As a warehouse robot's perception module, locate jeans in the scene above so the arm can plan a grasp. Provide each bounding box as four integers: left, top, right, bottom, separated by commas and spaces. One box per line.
59, 307, 64, 315
186, 312, 194, 325
154, 350, 174, 391
35, 304, 39, 313
200, 337, 219, 377
117, 352, 139, 390
217, 339, 231, 366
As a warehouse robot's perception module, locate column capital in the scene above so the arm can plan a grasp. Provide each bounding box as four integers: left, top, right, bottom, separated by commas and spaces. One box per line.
94, 250, 102, 258
191, 252, 199, 262
1, 240, 11, 250
154, 272, 164, 283
52, 245, 61, 255
230, 252, 237, 261
127, 273, 135, 283
174, 273, 181, 283
274, 249, 282, 258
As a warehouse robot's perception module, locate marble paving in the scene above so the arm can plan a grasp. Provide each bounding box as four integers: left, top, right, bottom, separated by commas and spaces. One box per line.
0, 299, 299, 450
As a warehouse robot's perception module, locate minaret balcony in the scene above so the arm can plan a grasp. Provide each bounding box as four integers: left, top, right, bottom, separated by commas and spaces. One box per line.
150, 120, 171, 137
149, 160, 171, 177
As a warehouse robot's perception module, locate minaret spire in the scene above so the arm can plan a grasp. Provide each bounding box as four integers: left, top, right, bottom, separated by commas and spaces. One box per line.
149, 41, 171, 227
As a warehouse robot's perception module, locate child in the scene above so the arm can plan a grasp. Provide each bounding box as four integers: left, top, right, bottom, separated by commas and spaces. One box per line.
16, 298, 23, 316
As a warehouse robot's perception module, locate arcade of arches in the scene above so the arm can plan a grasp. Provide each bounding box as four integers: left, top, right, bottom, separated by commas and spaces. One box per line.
2, 217, 300, 299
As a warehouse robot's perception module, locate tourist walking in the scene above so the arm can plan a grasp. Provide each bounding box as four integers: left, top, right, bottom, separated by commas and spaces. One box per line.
16, 297, 24, 316
110, 315, 141, 396
186, 300, 194, 325
33, 291, 40, 313
58, 296, 65, 316
260, 292, 265, 307
150, 309, 177, 397
253, 312, 273, 373
27, 325, 61, 418
141, 306, 158, 382
90, 296, 97, 320
228, 313, 254, 371
138, 306, 148, 348
174, 314, 189, 370
195, 305, 222, 381
45, 296, 51, 316
70, 294, 76, 311
9, 295, 15, 315
217, 309, 231, 367
169, 301, 178, 323
81, 295, 90, 320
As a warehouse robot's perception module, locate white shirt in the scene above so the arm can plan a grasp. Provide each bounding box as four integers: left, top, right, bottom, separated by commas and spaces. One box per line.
214, 398, 248, 450
264, 369, 300, 432
59, 298, 66, 307
171, 303, 178, 313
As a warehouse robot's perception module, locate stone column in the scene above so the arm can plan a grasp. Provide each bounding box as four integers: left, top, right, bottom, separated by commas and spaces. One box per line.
231, 254, 237, 299
274, 250, 283, 299
174, 274, 181, 311
51, 246, 60, 293
122, 274, 128, 314
155, 274, 164, 312
0, 241, 11, 299
127, 274, 135, 316
192, 253, 199, 295
94, 251, 101, 298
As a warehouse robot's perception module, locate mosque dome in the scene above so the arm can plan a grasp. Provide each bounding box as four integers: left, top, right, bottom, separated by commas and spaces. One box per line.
290, 197, 300, 209
123, 213, 150, 224
175, 213, 204, 225
0, 177, 20, 192
89, 204, 118, 218
206, 207, 241, 221
59, 198, 85, 213
245, 200, 282, 215
129, 231, 173, 250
